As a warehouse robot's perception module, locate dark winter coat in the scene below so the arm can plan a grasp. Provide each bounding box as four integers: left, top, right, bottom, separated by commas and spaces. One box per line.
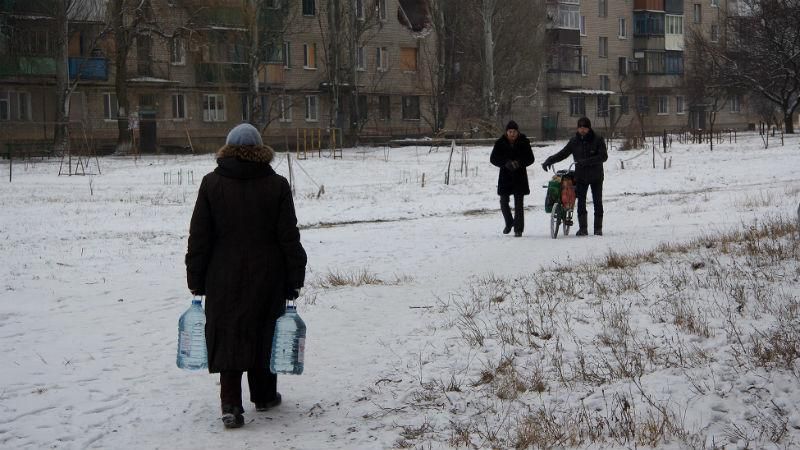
186, 144, 307, 373
544, 130, 608, 184
490, 133, 536, 195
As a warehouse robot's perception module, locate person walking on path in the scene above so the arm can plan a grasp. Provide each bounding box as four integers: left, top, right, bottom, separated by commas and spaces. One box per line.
541, 117, 608, 236
490, 121, 536, 237
186, 123, 307, 429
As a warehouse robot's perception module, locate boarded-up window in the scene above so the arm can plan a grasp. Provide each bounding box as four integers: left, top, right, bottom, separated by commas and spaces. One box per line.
400, 47, 418, 71
303, 43, 316, 68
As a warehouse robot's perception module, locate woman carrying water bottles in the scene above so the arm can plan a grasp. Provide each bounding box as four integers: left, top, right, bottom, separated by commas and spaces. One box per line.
186, 123, 307, 429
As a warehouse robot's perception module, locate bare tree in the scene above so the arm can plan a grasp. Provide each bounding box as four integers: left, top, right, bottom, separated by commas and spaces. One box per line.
694, 0, 800, 133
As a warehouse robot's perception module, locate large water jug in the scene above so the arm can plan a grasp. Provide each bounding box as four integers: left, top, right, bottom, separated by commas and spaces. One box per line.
270, 303, 306, 375
177, 297, 208, 370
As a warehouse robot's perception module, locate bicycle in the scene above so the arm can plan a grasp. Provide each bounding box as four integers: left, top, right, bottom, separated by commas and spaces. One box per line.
543, 164, 576, 239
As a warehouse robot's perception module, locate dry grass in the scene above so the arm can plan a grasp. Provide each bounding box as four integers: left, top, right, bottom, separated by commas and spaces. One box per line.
386, 215, 800, 449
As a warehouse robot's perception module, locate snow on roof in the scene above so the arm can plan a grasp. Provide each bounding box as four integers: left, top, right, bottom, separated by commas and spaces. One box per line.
562, 89, 616, 95
128, 77, 178, 83
207, 25, 248, 32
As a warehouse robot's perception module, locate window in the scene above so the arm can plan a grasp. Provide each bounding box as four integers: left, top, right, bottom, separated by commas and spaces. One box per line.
303, 43, 317, 69
710, 24, 719, 42
558, 4, 580, 29
618, 18, 627, 38
569, 96, 586, 116
279, 96, 292, 122
644, 51, 665, 73
580, 16, 586, 35
599, 37, 608, 58
402, 96, 420, 120
598, 0, 607, 17
636, 95, 649, 114
202, 94, 226, 122
376, 47, 388, 71
400, 47, 418, 71
171, 94, 186, 119
379, 95, 390, 120
170, 37, 185, 65
730, 94, 741, 112
302, 0, 315, 16
241, 94, 250, 121
378, 0, 387, 20
634, 12, 665, 35
693, 4, 701, 23
357, 95, 368, 122
550, 46, 581, 72
711, 0, 719, 7
599, 75, 610, 91
618, 56, 628, 76
266, 43, 283, 63
619, 95, 629, 114
355, 0, 365, 19
0, 93, 8, 121
581, 55, 589, 75
657, 96, 669, 114
0, 92, 32, 121
103, 93, 119, 120
665, 51, 683, 74
283, 42, 292, 68
16, 28, 49, 55
597, 95, 609, 117
665, 15, 683, 35
356, 46, 366, 71
305, 95, 318, 121
676, 95, 685, 114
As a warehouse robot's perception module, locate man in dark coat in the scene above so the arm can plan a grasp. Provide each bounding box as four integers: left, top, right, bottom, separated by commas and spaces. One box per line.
186, 123, 307, 429
490, 120, 536, 237
541, 117, 608, 236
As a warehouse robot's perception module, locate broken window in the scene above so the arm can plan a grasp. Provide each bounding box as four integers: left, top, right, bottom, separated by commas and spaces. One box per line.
397, 0, 431, 32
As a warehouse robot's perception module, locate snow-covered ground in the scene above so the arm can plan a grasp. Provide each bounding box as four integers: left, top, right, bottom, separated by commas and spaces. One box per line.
1, 132, 799, 449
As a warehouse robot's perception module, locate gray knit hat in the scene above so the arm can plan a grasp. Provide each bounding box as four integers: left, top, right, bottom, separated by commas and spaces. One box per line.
225, 123, 263, 146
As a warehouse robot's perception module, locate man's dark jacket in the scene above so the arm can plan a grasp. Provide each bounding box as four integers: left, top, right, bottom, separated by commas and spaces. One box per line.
186, 145, 307, 373
544, 130, 608, 183
490, 133, 535, 195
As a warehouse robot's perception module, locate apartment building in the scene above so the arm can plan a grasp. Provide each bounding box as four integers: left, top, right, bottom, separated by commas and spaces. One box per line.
0, 0, 436, 154
532, 0, 750, 139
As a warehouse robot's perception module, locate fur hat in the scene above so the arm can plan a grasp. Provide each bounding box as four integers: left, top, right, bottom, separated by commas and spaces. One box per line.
225, 123, 263, 146
505, 120, 519, 131
577, 117, 592, 129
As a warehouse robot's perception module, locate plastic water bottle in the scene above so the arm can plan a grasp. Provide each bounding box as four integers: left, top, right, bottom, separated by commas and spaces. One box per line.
177, 297, 208, 370
270, 303, 306, 375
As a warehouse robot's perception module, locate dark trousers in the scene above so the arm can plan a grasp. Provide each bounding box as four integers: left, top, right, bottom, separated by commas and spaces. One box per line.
220, 367, 277, 409
575, 180, 603, 228
500, 194, 525, 233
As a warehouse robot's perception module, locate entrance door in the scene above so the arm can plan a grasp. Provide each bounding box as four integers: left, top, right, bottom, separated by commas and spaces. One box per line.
139, 111, 157, 152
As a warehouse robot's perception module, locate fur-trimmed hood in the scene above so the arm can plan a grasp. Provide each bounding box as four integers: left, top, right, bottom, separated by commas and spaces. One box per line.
215, 144, 275, 163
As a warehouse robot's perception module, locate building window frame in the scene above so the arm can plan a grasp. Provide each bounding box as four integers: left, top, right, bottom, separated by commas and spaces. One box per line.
401, 95, 420, 120
202, 93, 226, 122
676, 95, 685, 114
569, 96, 586, 116
597, 95, 609, 117
693, 4, 701, 23
356, 46, 366, 71
599, 36, 608, 58
305, 94, 319, 122
170, 36, 186, 65
580, 16, 586, 35
378, 95, 391, 121
376, 47, 389, 72
657, 95, 669, 115
303, 43, 317, 69
171, 93, 186, 120
279, 96, 292, 122
302, 0, 316, 16
598, 0, 607, 17
618, 18, 627, 38
730, 94, 741, 113
103, 92, 119, 120
283, 42, 292, 68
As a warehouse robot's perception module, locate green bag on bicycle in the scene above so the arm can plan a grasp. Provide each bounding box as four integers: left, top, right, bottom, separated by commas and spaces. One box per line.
545, 176, 561, 213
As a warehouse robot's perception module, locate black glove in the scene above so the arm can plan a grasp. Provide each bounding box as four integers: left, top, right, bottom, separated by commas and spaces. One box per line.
285, 287, 300, 300
541, 162, 551, 172
190, 289, 204, 296
504, 160, 520, 171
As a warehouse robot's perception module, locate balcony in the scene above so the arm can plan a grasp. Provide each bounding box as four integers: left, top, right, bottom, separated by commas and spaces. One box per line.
634, 0, 665, 11
68, 57, 108, 80
634, 36, 666, 50
260, 63, 285, 85
0, 56, 56, 77
196, 62, 249, 84
545, 71, 585, 90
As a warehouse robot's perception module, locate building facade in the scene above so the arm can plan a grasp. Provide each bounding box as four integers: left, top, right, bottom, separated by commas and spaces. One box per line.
530, 0, 752, 139
0, 0, 437, 154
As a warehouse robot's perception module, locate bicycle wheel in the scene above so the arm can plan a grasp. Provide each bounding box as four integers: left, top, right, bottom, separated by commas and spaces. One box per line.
563, 208, 572, 236
550, 203, 562, 239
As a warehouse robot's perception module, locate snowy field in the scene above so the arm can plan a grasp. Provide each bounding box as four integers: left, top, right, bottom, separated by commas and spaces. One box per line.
1, 132, 799, 449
